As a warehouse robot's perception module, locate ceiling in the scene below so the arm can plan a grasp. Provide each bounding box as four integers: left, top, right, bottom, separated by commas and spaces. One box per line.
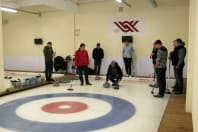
1, 0, 189, 13
2, 0, 79, 12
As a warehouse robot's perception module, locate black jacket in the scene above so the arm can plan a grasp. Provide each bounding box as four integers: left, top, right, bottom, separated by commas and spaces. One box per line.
92, 48, 104, 60
43, 46, 54, 62
106, 62, 123, 81
170, 45, 186, 66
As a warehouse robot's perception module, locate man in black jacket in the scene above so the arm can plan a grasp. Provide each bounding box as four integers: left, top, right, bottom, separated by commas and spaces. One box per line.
92, 43, 104, 76
106, 61, 123, 89
170, 39, 186, 94
43, 42, 55, 81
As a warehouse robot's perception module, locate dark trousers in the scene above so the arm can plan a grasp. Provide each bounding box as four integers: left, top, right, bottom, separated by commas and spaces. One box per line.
123, 58, 132, 75
108, 74, 119, 84
78, 66, 89, 84
45, 61, 53, 81
156, 68, 167, 96
174, 65, 184, 93
94, 59, 102, 75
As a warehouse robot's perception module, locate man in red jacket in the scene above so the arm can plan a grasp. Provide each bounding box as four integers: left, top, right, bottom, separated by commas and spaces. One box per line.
75, 43, 92, 86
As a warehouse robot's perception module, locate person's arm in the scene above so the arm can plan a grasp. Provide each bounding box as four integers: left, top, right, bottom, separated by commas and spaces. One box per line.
131, 45, 135, 53
177, 48, 186, 68
155, 50, 162, 67
86, 51, 90, 65
122, 46, 125, 57
118, 66, 123, 80
92, 49, 95, 59
106, 66, 110, 81
43, 46, 47, 56
51, 47, 55, 57
169, 51, 173, 60
74, 51, 78, 67
101, 49, 104, 59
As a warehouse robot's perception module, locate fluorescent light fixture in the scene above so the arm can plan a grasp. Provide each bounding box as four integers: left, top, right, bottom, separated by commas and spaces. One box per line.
116, 0, 122, 3
0, 7, 17, 13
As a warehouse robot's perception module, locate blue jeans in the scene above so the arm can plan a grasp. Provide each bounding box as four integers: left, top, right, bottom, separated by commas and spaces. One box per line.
174, 65, 184, 93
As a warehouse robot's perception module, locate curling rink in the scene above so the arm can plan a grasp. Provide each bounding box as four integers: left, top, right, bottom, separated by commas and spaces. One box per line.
0, 72, 174, 132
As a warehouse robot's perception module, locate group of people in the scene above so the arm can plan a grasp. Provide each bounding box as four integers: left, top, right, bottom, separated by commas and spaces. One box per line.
43, 38, 186, 93
150, 39, 186, 98
74, 43, 124, 89
43, 41, 134, 89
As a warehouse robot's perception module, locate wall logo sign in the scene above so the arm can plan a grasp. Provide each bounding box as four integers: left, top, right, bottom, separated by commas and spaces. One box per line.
109, 18, 145, 35
113, 20, 140, 32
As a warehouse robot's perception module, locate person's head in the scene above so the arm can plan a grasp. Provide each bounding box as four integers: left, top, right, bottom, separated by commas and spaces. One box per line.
175, 38, 185, 47
47, 42, 52, 47
154, 40, 162, 49
173, 40, 177, 47
124, 41, 130, 46
96, 43, 100, 48
110, 61, 117, 68
153, 43, 157, 49
80, 43, 86, 50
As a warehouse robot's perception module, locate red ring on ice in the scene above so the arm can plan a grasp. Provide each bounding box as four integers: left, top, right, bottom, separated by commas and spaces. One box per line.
41, 101, 88, 114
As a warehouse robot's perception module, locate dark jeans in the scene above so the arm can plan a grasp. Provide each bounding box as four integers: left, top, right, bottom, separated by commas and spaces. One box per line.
156, 68, 167, 96
123, 58, 132, 75
78, 66, 90, 84
94, 59, 102, 75
108, 74, 119, 84
174, 65, 184, 93
45, 61, 53, 81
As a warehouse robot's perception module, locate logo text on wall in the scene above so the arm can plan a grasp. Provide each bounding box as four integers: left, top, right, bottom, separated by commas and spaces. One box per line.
114, 20, 140, 33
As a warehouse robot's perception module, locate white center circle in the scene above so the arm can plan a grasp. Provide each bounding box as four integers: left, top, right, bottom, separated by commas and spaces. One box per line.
58, 105, 71, 109
16, 97, 112, 123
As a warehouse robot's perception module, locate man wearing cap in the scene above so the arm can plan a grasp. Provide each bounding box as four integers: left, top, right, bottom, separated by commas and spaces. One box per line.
43, 42, 55, 82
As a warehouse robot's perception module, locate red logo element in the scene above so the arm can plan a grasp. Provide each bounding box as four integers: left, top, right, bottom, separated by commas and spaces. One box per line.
42, 101, 88, 114
114, 20, 140, 32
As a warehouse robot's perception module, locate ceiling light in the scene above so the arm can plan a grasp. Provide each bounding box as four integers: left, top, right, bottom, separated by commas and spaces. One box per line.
0, 7, 17, 13
116, 0, 122, 3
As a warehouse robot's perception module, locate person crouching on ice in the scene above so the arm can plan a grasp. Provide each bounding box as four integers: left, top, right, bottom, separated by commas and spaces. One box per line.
106, 61, 123, 89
